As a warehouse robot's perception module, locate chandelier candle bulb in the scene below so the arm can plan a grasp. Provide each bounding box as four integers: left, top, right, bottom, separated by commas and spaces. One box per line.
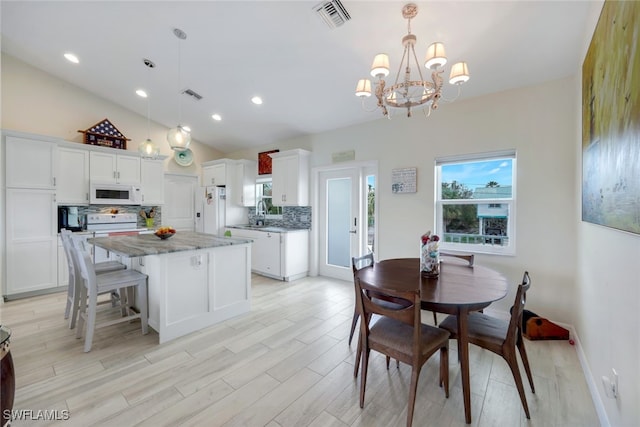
449, 62, 470, 85
425, 42, 448, 69
370, 53, 390, 78
355, 79, 372, 97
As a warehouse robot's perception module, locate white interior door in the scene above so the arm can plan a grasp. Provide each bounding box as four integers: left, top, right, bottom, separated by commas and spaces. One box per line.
163, 173, 198, 231
318, 168, 361, 281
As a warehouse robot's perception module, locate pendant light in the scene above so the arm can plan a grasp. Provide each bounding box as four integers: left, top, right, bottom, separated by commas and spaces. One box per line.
138, 59, 160, 159
167, 28, 191, 151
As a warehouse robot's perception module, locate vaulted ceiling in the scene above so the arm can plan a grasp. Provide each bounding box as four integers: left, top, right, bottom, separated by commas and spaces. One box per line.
1, 1, 600, 153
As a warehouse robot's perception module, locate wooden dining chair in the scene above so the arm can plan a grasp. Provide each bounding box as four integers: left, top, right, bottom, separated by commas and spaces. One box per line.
355, 275, 450, 427
349, 254, 438, 346
70, 238, 149, 352
60, 230, 126, 329
440, 251, 474, 266
439, 271, 535, 418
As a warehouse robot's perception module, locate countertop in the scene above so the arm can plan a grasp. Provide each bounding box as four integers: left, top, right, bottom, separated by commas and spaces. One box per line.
89, 231, 251, 257
226, 225, 309, 233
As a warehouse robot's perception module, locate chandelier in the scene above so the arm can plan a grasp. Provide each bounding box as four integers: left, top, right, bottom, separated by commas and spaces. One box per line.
167, 28, 192, 151
355, 3, 470, 117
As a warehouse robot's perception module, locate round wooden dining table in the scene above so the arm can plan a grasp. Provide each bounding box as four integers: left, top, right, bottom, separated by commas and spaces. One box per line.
356, 257, 509, 424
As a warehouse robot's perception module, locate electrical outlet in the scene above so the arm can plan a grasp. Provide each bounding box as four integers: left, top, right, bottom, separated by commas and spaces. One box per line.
601, 368, 619, 399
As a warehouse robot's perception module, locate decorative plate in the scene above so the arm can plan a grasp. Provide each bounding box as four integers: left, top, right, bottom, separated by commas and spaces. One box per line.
174, 148, 194, 167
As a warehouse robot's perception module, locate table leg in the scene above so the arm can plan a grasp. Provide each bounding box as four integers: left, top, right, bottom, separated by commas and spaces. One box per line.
457, 307, 472, 424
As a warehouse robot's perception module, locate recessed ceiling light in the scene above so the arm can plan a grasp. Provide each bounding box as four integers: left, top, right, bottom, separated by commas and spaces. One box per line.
136, 89, 148, 98
64, 53, 79, 64
251, 96, 263, 105
212, 114, 222, 121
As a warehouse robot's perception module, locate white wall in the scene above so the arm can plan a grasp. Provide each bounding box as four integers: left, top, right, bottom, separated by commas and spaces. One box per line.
229, 59, 637, 427
1, 53, 225, 174
231, 78, 579, 323
573, 3, 640, 426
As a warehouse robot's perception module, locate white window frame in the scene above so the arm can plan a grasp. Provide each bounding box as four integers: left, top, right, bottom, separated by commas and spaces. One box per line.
435, 150, 517, 256
255, 176, 283, 219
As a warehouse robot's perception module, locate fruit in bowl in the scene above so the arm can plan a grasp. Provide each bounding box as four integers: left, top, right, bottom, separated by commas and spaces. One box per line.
155, 226, 176, 240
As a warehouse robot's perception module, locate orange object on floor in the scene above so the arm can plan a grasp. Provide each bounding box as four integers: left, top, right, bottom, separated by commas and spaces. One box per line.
524, 317, 569, 340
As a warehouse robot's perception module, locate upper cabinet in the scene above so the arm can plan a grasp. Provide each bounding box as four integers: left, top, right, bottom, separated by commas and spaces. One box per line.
90, 151, 140, 185
202, 162, 226, 186
140, 158, 165, 205
235, 159, 257, 207
270, 149, 310, 206
57, 146, 90, 205
6, 136, 57, 189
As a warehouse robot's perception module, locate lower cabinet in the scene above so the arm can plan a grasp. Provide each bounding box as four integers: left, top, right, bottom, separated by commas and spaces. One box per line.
132, 243, 251, 343
226, 228, 309, 281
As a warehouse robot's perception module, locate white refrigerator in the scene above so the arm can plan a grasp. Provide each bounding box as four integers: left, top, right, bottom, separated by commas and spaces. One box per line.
196, 186, 226, 236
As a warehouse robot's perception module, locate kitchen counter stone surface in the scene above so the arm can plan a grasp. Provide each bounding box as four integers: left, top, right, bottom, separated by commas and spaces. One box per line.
227, 225, 308, 233
89, 231, 251, 257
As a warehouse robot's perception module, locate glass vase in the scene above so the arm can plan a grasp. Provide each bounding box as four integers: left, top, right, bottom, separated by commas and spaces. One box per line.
420, 242, 440, 277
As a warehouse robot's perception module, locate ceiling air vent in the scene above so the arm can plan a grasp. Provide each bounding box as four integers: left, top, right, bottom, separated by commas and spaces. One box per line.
314, 0, 351, 29
182, 88, 203, 101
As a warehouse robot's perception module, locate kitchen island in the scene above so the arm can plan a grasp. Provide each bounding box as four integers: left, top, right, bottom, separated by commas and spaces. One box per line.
89, 232, 252, 344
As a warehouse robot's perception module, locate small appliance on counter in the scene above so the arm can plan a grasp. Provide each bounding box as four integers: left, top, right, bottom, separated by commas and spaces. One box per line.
58, 206, 83, 232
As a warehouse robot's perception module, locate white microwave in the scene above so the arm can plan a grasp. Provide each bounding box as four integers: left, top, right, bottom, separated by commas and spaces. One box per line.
90, 182, 142, 205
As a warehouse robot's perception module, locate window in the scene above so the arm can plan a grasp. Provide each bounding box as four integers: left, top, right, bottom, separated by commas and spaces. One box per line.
435, 151, 516, 255
255, 178, 282, 218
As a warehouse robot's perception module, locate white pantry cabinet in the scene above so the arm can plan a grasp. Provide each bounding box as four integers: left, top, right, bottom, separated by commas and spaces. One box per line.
269, 149, 310, 206
6, 188, 59, 297
140, 158, 165, 204
5, 136, 57, 189
90, 151, 140, 185
57, 146, 90, 204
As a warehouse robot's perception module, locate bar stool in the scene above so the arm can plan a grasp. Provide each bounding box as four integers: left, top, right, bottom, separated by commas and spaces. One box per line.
60, 229, 126, 329
70, 240, 149, 352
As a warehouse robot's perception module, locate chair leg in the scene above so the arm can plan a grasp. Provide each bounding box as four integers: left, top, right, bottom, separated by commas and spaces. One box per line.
348, 310, 359, 345
139, 280, 148, 335
354, 334, 362, 378
406, 364, 422, 427
75, 285, 87, 339
83, 289, 98, 353
517, 334, 535, 393
386, 355, 391, 370
440, 346, 449, 398
359, 348, 370, 408
432, 311, 438, 325
69, 276, 81, 330
64, 276, 73, 320
504, 350, 531, 419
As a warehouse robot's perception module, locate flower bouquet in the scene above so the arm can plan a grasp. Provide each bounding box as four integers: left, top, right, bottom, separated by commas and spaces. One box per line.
420, 231, 440, 277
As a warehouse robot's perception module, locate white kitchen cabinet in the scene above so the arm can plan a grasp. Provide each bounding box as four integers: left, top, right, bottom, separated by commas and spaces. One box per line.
90, 151, 140, 185
226, 228, 309, 281
140, 158, 165, 204
202, 163, 226, 186
270, 149, 310, 206
6, 136, 57, 189
235, 159, 257, 207
253, 232, 282, 277
5, 188, 59, 297
132, 243, 251, 343
57, 146, 90, 204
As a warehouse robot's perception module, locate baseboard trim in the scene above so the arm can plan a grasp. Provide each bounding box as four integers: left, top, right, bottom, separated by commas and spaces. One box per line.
483, 309, 610, 427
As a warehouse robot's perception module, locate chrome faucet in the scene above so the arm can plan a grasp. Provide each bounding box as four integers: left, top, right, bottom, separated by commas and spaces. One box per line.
256, 200, 267, 226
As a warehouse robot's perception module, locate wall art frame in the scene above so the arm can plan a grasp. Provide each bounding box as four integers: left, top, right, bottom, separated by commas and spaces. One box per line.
582, 0, 639, 234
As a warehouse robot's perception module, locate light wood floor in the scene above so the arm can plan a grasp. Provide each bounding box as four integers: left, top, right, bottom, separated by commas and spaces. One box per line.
1, 274, 599, 427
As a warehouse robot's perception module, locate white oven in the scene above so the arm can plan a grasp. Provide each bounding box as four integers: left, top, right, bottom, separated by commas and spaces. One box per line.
90, 182, 142, 205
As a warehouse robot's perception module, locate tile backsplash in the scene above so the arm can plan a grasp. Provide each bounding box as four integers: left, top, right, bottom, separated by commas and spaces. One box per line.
247, 206, 311, 229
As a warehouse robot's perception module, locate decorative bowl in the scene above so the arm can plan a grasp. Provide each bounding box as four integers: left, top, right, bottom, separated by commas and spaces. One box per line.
155, 232, 174, 240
